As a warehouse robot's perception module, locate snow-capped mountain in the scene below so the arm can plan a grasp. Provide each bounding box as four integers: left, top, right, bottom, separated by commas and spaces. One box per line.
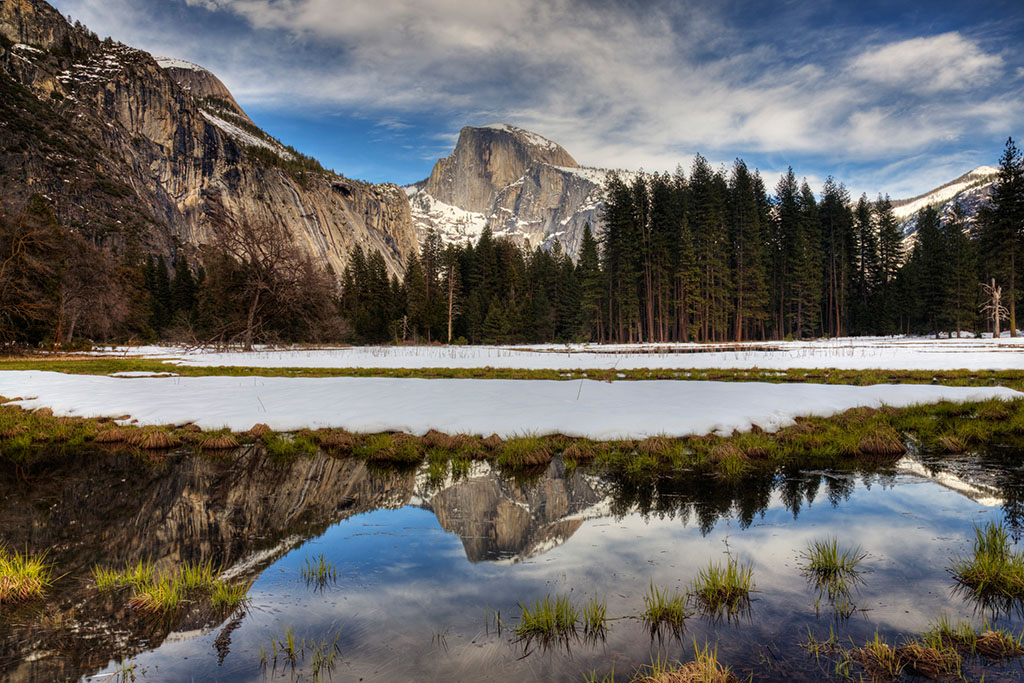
894, 166, 999, 237
405, 124, 627, 259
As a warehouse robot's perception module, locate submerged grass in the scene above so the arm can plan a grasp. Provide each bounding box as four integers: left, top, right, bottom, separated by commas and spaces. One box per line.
301, 553, 337, 589
93, 559, 249, 613
949, 521, 1024, 607
799, 537, 868, 606
690, 557, 753, 618
0, 544, 53, 604
514, 594, 579, 644
641, 582, 691, 638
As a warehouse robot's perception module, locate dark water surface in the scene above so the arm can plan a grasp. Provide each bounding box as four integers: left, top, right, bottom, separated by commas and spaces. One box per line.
3, 446, 1024, 682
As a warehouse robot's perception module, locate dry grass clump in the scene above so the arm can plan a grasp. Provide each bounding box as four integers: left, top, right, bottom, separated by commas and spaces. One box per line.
856, 425, 906, 457
422, 429, 461, 451
976, 629, 1024, 658
481, 433, 504, 450
774, 421, 815, 444
894, 642, 960, 679
128, 429, 180, 450
631, 644, 739, 683
319, 429, 354, 451
94, 427, 132, 443
181, 423, 202, 433
563, 441, 596, 461
849, 634, 904, 681
201, 433, 240, 450
248, 423, 271, 438
709, 441, 746, 464
638, 436, 673, 458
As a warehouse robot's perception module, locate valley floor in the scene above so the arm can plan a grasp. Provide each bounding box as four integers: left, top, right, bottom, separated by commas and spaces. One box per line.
88, 335, 1024, 372
0, 336, 1021, 438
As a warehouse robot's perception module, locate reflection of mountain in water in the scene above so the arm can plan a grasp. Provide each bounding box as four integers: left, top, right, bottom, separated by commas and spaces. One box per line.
896, 455, 1005, 507
414, 460, 609, 563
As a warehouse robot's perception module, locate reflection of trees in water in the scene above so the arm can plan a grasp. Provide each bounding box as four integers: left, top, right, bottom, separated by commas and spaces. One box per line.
600, 467, 860, 535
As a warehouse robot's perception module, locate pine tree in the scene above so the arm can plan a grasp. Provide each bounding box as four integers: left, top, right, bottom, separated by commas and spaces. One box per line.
875, 195, 904, 334
913, 206, 950, 336
728, 160, 768, 341
977, 137, 1024, 336
945, 202, 978, 337
577, 223, 604, 341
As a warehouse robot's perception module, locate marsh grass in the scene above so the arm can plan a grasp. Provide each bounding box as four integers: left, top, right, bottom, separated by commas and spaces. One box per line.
799, 537, 868, 605
265, 432, 318, 459
514, 594, 579, 645
498, 435, 552, 468
627, 644, 739, 683
210, 580, 251, 609
949, 522, 1024, 609
1, 392, 1022, 479
301, 553, 337, 589
581, 597, 608, 638
925, 616, 1024, 659
690, 557, 753, 619
0, 544, 53, 604
262, 626, 342, 682
641, 582, 691, 638
97, 559, 248, 613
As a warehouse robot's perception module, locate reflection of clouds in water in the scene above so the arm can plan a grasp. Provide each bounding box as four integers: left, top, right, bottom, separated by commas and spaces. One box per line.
93, 466, 1017, 682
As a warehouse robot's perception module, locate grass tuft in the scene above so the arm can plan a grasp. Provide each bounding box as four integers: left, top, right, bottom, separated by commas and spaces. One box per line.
949, 521, 1024, 607
301, 553, 337, 589
690, 557, 753, 618
0, 545, 53, 604
641, 582, 691, 638
514, 594, 579, 644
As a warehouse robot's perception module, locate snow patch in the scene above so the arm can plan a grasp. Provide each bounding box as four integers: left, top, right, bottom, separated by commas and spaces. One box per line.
154, 57, 208, 72
0, 371, 1016, 439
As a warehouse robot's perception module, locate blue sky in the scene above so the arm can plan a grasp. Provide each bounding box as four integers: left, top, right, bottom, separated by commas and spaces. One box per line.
52, 0, 1024, 198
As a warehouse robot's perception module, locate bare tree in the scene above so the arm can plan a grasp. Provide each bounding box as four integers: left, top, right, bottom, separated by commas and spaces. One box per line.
980, 278, 1009, 338
211, 220, 344, 349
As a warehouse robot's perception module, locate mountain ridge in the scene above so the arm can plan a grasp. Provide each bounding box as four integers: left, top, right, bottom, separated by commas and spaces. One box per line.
0, 0, 417, 277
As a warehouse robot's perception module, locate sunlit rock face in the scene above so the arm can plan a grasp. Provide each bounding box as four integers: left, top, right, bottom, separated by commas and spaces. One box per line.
416, 460, 609, 562
407, 124, 626, 258
0, 0, 417, 276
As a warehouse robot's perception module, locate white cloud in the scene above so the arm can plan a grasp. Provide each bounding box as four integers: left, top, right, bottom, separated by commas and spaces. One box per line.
53, 0, 1023, 197
849, 32, 1003, 93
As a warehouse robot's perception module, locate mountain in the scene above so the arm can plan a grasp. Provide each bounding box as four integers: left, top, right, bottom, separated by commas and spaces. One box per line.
0, 0, 417, 276
405, 124, 626, 258
893, 165, 999, 238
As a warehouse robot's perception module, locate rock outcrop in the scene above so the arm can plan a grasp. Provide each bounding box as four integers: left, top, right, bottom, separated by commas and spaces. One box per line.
0, 0, 416, 276
407, 124, 625, 259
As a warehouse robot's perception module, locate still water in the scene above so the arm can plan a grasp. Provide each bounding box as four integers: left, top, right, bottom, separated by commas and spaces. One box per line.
3, 446, 1024, 681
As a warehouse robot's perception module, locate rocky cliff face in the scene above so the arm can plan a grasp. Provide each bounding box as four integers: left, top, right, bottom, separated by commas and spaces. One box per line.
0, 0, 416, 276
407, 124, 623, 259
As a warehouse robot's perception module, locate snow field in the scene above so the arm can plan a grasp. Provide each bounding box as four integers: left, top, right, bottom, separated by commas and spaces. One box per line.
0, 371, 1017, 439
89, 336, 1024, 372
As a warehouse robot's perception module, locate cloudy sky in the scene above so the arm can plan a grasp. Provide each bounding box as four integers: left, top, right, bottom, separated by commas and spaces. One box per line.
51, 0, 1024, 198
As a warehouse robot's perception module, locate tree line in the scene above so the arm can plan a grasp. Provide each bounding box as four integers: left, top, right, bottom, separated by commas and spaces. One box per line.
341, 138, 1022, 344
1, 139, 1020, 348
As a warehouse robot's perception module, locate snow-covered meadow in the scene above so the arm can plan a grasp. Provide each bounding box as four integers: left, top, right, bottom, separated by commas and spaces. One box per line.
0, 371, 1017, 439
90, 336, 1024, 372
